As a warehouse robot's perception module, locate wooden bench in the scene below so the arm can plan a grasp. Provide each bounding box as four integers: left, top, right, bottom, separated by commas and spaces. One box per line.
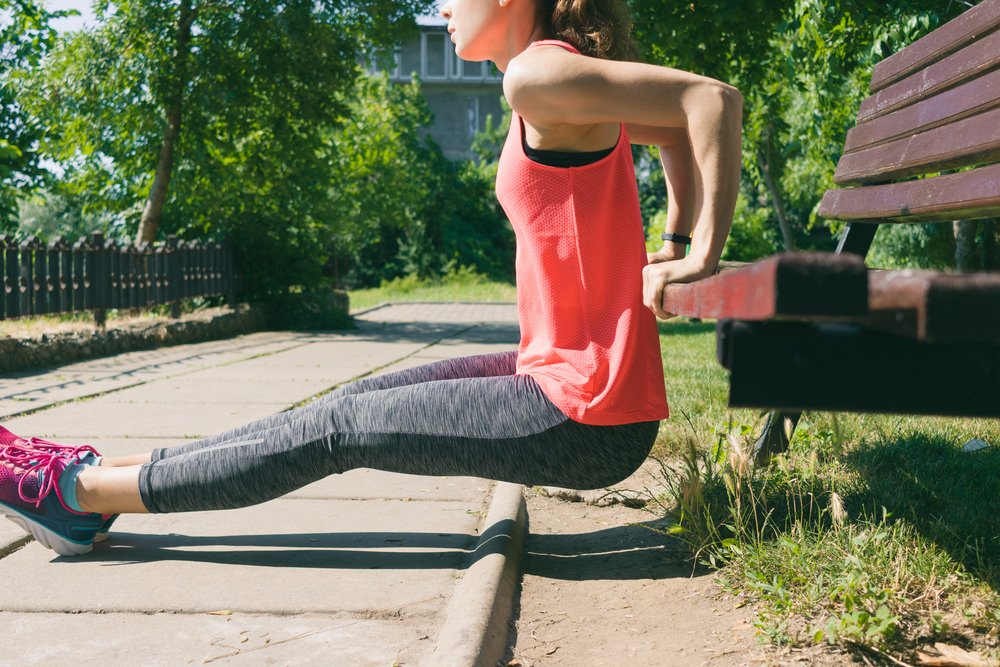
661, 0, 1000, 462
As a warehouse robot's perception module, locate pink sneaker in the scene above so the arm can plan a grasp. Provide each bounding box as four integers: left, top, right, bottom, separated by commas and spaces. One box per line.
0, 444, 104, 556
0, 426, 117, 544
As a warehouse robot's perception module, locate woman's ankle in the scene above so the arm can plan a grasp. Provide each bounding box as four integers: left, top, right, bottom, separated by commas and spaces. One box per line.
98, 453, 154, 467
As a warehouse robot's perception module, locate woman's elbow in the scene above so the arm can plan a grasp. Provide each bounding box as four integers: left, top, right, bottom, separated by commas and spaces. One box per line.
690, 81, 743, 130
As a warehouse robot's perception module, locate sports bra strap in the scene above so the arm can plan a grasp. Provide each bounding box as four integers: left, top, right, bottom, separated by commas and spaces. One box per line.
527, 39, 581, 55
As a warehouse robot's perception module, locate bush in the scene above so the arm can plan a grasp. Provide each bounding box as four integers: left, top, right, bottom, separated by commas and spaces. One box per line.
721, 194, 780, 262
326, 76, 514, 290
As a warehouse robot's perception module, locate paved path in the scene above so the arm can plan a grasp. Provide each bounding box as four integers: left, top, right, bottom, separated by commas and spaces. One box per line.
0, 306, 520, 666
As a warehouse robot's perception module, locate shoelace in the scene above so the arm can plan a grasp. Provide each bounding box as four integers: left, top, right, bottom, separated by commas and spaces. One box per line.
22, 437, 99, 463
0, 443, 90, 514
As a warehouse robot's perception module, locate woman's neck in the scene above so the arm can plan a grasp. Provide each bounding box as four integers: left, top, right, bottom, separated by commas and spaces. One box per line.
493, 24, 550, 73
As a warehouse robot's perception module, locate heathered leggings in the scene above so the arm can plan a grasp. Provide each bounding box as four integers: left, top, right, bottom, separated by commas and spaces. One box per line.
138, 351, 659, 513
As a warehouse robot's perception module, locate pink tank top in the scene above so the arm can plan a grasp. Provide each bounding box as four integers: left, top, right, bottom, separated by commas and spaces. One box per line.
495, 40, 669, 426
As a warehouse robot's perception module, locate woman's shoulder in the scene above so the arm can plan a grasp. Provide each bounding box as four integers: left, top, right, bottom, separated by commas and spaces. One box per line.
503, 44, 603, 126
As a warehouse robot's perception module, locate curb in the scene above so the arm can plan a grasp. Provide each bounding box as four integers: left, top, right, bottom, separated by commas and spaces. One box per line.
433, 482, 527, 667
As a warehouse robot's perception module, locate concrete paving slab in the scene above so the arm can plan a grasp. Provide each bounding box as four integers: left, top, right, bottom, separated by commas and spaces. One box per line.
410, 341, 518, 361
0, 522, 29, 557
178, 337, 454, 387
227, 339, 433, 370
96, 377, 336, 406
285, 471, 491, 502
0, 309, 525, 666
0, 609, 441, 667
27, 333, 307, 376
0, 333, 309, 419
1, 398, 291, 439
0, 497, 485, 615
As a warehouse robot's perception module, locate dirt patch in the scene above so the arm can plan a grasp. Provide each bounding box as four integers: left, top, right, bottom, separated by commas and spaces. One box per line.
500, 466, 862, 667
502, 485, 757, 666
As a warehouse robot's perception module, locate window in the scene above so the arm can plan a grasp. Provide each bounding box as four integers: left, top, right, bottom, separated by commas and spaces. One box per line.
462, 59, 484, 80
400, 39, 421, 78
377, 52, 399, 78
450, 41, 461, 78
467, 97, 480, 136
425, 33, 446, 78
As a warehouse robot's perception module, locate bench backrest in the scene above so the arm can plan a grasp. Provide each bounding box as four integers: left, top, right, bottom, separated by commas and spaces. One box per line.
818, 0, 1000, 224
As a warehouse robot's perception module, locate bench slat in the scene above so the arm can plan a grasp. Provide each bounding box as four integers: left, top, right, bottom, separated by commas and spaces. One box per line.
819, 162, 1000, 223
865, 270, 1000, 343
720, 321, 1000, 417
846, 67, 1000, 154
869, 0, 1000, 93
834, 106, 1000, 185
661, 253, 867, 320
859, 28, 1000, 124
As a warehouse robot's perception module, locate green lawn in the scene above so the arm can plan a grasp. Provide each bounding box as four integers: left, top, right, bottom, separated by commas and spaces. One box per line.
347, 268, 516, 312
653, 320, 1000, 664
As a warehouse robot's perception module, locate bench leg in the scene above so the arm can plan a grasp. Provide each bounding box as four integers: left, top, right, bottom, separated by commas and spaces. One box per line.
835, 221, 879, 259
749, 222, 879, 466
752, 410, 801, 466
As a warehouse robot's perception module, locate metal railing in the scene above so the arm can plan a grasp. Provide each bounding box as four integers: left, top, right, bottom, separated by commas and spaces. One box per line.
1, 231, 236, 326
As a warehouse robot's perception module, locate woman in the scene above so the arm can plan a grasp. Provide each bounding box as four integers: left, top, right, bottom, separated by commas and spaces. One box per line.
0, 0, 741, 556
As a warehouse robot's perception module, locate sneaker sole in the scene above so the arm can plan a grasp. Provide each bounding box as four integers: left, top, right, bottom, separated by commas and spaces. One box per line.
1, 507, 94, 556
93, 514, 118, 543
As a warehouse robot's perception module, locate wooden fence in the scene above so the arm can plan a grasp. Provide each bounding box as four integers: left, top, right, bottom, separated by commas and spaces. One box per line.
1, 231, 235, 326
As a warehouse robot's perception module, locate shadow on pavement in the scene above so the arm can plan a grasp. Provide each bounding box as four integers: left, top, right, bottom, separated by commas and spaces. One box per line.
521, 520, 694, 581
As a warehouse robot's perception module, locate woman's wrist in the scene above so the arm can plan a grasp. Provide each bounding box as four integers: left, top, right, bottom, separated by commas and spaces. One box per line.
656, 243, 687, 261
682, 249, 720, 280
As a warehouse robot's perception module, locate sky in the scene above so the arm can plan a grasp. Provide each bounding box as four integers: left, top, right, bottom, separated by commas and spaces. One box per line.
41, 0, 447, 31
44, 0, 102, 33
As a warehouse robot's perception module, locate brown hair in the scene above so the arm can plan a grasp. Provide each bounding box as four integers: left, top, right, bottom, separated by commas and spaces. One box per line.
536, 0, 638, 62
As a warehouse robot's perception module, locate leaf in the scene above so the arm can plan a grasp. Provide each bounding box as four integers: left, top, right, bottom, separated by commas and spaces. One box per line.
916, 643, 988, 667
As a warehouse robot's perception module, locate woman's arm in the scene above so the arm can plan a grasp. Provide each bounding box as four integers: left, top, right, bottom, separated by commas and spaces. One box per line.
630, 127, 696, 263
504, 47, 743, 319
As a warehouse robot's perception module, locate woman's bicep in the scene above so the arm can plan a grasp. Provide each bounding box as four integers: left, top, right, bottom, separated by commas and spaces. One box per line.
626, 124, 687, 147
505, 48, 738, 130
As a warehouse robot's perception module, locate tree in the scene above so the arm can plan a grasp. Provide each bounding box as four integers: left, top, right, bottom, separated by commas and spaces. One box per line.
629, 0, 965, 255
0, 0, 66, 226
22, 0, 434, 245
327, 76, 514, 289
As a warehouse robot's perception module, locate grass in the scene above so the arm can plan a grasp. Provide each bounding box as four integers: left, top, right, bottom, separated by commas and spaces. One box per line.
347, 265, 516, 312
650, 318, 1000, 664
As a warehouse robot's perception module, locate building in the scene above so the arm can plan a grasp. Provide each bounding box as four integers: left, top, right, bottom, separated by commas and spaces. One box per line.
368, 14, 505, 163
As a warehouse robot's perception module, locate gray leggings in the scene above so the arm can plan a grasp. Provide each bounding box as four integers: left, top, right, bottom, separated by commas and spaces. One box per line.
138, 351, 659, 513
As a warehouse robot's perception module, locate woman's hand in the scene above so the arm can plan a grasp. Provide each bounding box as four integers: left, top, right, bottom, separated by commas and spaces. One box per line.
642, 255, 715, 320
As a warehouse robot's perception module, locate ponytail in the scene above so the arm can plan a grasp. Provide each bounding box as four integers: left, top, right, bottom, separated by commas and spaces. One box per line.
537, 0, 638, 62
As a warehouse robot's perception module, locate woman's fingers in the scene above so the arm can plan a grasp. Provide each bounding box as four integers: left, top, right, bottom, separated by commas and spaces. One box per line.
642, 264, 671, 320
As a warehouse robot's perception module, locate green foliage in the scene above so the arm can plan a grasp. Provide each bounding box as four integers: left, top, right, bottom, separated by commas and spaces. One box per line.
17, 190, 108, 240
0, 0, 71, 226
867, 223, 956, 270
13, 0, 435, 299
721, 193, 779, 262
630, 0, 792, 86
328, 77, 514, 289
631, 0, 967, 264
264, 290, 354, 331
